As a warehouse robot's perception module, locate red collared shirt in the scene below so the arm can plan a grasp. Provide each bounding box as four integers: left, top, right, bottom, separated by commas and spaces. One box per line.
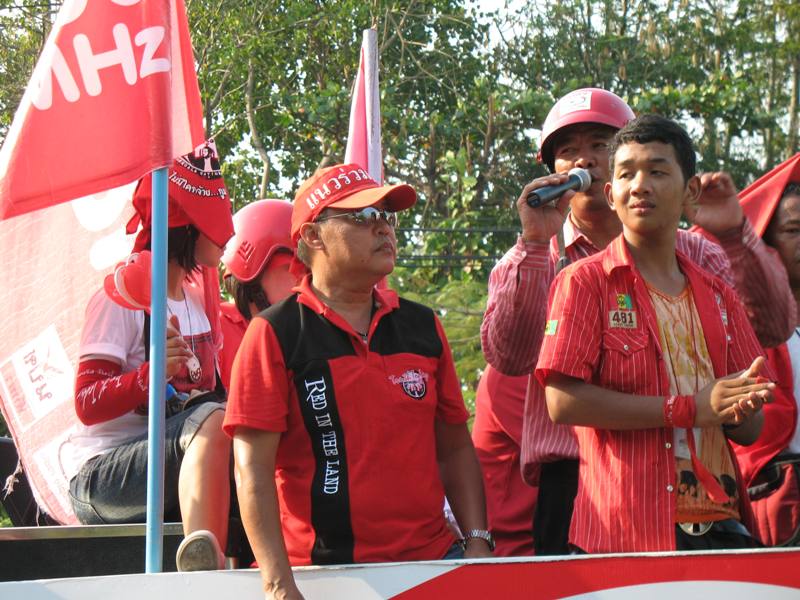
480, 216, 793, 484
224, 276, 468, 565
534, 234, 766, 553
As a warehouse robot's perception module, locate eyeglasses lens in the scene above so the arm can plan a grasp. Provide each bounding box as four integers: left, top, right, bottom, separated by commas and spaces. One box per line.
354, 207, 397, 227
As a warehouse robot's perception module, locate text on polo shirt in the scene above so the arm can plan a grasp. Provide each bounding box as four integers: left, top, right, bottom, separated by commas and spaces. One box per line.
305, 376, 341, 494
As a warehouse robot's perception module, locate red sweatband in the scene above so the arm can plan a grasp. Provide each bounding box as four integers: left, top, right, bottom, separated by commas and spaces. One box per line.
664, 395, 730, 504
664, 395, 696, 428
74, 359, 149, 425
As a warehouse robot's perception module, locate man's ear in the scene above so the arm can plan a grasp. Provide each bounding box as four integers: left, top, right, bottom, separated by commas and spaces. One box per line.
683, 175, 702, 211
299, 222, 325, 251
604, 181, 615, 211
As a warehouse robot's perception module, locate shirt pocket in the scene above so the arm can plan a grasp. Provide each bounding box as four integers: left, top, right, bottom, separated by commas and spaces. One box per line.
600, 330, 650, 394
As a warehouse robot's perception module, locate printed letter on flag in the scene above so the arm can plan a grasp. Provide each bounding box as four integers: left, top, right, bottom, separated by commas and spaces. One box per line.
0, 0, 204, 524
344, 28, 383, 184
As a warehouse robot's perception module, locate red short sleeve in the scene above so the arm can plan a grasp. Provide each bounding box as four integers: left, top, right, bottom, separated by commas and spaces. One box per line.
535, 265, 603, 388
223, 317, 291, 437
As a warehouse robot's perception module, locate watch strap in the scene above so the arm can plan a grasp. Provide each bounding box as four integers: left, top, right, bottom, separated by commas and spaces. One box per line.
461, 528, 495, 552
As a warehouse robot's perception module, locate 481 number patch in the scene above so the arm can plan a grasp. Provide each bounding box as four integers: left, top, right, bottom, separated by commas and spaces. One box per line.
609, 310, 637, 329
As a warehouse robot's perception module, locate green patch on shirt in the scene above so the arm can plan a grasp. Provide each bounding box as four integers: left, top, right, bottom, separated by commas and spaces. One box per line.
545, 320, 558, 336
616, 293, 633, 310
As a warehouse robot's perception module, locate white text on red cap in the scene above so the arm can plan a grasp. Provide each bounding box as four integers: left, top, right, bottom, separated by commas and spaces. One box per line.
304, 166, 373, 210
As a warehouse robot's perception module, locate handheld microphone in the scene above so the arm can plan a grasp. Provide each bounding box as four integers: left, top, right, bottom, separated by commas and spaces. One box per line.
526, 168, 592, 208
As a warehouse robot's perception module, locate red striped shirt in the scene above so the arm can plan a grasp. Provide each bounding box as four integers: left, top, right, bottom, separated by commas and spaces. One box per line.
534, 234, 767, 553
480, 216, 794, 484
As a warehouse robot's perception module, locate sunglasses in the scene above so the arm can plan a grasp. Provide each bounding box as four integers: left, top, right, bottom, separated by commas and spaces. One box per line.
315, 206, 398, 227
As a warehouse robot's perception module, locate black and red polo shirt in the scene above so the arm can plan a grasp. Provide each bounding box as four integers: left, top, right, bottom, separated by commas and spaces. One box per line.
224, 277, 468, 565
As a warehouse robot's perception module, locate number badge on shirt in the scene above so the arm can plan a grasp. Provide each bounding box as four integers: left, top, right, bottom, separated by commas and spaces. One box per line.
609, 310, 637, 329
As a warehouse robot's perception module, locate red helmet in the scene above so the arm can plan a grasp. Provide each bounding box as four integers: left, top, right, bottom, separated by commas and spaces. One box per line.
221, 199, 294, 282
538, 88, 635, 171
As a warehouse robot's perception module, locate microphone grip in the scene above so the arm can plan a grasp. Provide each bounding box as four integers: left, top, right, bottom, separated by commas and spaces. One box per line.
525, 179, 577, 208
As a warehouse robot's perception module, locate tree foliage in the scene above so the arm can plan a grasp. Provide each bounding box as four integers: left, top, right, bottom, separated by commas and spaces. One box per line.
0, 1, 60, 133
504, 0, 800, 187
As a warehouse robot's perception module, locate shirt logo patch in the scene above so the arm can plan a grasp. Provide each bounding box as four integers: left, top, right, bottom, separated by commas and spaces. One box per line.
609, 310, 637, 329
389, 369, 429, 399
616, 293, 633, 310
545, 320, 558, 336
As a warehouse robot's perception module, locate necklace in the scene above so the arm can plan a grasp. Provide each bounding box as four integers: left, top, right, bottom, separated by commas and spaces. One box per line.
168, 292, 202, 383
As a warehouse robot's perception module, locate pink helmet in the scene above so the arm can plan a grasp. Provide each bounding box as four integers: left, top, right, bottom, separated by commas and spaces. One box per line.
221, 199, 293, 282
538, 88, 635, 170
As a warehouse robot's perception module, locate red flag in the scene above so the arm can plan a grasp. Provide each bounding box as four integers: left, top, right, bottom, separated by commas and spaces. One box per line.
0, 0, 204, 524
344, 28, 383, 184
0, 0, 204, 218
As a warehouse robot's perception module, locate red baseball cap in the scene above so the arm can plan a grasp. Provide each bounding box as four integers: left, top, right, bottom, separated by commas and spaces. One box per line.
290, 164, 416, 244
127, 140, 234, 252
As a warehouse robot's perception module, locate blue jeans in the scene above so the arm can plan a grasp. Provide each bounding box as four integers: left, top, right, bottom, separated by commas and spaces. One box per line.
68, 403, 224, 524
442, 541, 465, 559
675, 519, 762, 551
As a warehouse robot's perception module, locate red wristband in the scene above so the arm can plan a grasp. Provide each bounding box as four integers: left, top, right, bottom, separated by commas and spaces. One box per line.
664, 395, 695, 428
664, 395, 729, 503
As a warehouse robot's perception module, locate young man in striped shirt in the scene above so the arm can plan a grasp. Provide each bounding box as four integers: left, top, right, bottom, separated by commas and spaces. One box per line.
480, 88, 793, 555
535, 115, 773, 552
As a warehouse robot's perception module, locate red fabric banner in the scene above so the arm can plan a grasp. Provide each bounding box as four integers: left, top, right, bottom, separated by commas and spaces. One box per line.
0, 0, 204, 523
0, 0, 204, 218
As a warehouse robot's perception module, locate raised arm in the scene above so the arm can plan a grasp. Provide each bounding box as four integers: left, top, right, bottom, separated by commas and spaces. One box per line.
480, 240, 553, 375
685, 171, 795, 348
715, 219, 794, 348
481, 176, 573, 375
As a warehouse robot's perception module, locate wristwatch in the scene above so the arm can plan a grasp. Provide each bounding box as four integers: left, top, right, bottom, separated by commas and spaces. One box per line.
461, 529, 495, 552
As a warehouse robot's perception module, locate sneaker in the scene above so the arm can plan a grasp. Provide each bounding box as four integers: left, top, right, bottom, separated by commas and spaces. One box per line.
176, 529, 224, 572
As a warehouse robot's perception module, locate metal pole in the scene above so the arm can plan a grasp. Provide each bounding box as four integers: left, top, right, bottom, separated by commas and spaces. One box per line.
145, 167, 168, 573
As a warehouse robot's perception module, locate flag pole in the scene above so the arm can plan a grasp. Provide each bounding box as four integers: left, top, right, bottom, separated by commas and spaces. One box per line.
145, 167, 169, 573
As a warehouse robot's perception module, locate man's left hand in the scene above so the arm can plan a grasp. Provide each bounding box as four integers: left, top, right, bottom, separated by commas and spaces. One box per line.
684, 172, 744, 236
463, 538, 493, 559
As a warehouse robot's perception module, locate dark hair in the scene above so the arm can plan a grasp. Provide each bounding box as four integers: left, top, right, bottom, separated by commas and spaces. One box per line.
608, 114, 696, 182
224, 275, 270, 320
782, 183, 800, 201
145, 225, 200, 273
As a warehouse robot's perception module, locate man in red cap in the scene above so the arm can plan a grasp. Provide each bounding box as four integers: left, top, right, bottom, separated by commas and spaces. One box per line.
479, 88, 795, 555
224, 164, 491, 599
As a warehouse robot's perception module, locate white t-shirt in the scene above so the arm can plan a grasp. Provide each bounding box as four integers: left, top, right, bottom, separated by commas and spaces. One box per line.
786, 330, 800, 454
63, 285, 211, 480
